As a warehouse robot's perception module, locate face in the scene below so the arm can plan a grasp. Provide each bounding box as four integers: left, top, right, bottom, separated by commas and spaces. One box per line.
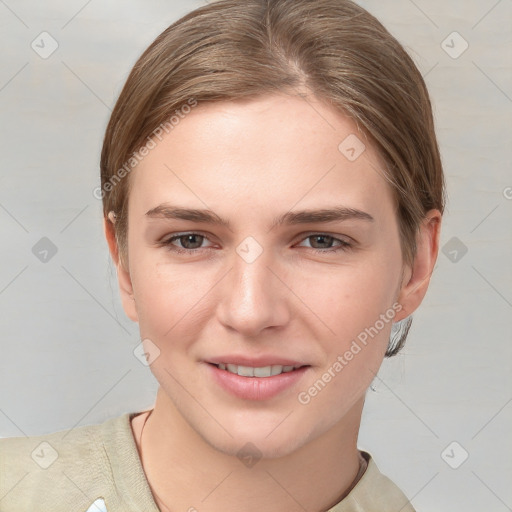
112, 93, 417, 458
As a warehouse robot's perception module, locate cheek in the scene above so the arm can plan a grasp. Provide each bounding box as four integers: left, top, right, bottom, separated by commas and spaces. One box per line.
302, 258, 400, 344
130, 255, 212, 343
297, 269, 395, 413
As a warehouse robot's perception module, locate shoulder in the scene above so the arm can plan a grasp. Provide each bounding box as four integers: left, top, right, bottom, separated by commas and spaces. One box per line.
328, 451, 416, 512
0, 413, 134, 512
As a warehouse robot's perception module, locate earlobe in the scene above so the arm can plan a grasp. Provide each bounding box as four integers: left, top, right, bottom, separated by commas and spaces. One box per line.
394, 209, 442, 322
103, 215, 119, 266
103, 216, 139, 323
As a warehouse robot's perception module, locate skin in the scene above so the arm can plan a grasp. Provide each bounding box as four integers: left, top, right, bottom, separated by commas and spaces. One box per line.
104, 92, 441, 512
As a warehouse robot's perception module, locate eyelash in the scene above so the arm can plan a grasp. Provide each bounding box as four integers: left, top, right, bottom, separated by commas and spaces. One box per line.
159, 232, 354, 256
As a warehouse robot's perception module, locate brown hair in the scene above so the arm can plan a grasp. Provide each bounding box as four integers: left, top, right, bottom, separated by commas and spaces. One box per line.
100, 0, 445, 356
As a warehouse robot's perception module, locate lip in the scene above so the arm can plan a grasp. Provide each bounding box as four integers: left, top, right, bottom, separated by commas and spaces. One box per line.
206, 355, 307, 367
205, 362, 311, 401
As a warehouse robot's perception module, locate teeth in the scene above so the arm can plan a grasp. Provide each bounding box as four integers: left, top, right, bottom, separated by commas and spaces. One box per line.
254, 366, 271, 377
270, 365, 283, 376
217, 363, 301, 377
237, 365, 254, 377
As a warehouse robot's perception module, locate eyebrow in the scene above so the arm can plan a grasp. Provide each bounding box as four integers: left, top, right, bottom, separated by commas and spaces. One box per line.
145, 203, 374, 230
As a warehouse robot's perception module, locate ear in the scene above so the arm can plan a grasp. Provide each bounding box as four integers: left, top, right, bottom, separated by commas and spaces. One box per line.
394, 209, 442, 321
103, 216, 139, 323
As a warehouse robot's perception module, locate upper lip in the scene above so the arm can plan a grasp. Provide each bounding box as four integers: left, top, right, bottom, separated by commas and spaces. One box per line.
206, 355, 309, 367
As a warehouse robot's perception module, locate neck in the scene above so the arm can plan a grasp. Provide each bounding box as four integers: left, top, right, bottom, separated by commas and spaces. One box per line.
135, 387, 365, 512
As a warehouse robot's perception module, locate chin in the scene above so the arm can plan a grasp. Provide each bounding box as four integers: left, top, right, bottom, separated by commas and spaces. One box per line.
196, 418, 315, 461
213, 434, 306, 461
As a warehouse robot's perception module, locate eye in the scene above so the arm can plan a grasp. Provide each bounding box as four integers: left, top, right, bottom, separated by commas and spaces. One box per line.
296, 234, 353, 254
159, 232, 354, 256
160, 232, 214, 254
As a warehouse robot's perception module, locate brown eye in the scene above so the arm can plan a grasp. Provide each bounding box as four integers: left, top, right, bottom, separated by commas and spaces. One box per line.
308, 235, 335, 249
297, 234, 353, 254
173, 234, 205, 250
161, 232, 212, 254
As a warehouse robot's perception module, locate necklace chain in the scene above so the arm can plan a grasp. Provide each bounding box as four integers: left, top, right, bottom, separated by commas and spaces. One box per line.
139, 410, 174, 512
137, 410, 367, 511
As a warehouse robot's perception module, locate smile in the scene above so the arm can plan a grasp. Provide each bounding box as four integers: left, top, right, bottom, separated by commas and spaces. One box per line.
213, 363, 305, 377
207, 362, 311, 400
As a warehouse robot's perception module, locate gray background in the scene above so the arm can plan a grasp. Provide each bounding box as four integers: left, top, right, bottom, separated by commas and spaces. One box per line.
1, 0, 511, 510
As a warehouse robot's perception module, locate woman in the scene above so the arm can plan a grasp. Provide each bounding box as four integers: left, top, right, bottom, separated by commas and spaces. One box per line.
0, 0, 445, 510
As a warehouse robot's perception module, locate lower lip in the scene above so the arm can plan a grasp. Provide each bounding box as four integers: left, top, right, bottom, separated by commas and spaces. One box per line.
206, 363, 310, 401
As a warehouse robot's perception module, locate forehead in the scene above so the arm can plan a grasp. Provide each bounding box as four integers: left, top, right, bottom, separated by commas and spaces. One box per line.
130, 94, 395, 224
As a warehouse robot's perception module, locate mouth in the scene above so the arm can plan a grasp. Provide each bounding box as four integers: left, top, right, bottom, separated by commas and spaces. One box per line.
208, 362, 309, 378
206, 361, 311, 400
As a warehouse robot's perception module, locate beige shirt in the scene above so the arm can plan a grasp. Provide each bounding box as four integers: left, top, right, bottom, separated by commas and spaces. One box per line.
0, 412, 415, 512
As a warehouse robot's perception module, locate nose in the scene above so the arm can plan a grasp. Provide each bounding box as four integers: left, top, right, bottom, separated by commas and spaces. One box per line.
216, 244, 291, 337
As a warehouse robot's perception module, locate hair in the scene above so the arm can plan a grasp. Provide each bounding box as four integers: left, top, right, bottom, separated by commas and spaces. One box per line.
100, 0, 446, 356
